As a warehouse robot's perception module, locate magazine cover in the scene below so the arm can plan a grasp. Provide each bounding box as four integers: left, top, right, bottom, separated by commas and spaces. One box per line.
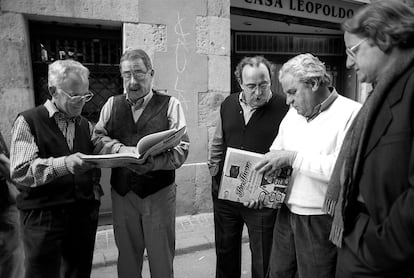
219, 147, 292, 209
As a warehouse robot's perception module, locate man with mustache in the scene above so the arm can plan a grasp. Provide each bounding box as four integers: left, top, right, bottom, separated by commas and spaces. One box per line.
93, 48, 189, 278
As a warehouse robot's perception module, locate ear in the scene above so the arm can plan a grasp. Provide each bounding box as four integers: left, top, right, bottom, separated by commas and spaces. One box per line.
375, 33, 392, 53
310, 79, 319, 92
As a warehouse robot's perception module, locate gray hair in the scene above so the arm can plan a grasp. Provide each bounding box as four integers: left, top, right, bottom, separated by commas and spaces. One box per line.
119, 49, 152, 71
342, 0, 414, 53
48, 59, 90, 88
279, 53, 331, 87
234, 56, 273, 84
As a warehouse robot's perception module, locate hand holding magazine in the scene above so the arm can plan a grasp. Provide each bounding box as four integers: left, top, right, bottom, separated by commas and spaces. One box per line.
219, 147, 292, 209
81, 127, 186, 168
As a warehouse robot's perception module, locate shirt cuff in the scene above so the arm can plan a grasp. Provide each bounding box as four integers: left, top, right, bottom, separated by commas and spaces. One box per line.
292, 152, 302, 170
53, 157, 70, 177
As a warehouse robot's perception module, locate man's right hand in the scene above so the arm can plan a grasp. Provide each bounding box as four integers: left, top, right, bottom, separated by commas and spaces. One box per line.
118, 146, 137, 154
65, 153, 96, 174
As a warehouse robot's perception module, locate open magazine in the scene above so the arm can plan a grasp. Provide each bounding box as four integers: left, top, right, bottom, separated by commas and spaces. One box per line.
81, 127, 186, 168
219, 147, 292, 209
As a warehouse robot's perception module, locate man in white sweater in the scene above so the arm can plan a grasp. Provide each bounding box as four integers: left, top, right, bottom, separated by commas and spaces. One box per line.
255, 53, 361, 278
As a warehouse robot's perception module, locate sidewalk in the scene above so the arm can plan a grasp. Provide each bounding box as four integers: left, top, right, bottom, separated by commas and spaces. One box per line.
92, 212, 249, 268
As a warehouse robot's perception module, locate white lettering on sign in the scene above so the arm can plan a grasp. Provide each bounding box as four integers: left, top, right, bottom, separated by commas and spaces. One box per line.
234, 0, 361, 23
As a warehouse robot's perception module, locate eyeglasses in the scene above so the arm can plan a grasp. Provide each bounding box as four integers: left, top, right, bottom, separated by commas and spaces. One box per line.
121, 70, 150, 81
59, 88, 94, 102
242, 82, 270, 93
346, 38, 367, 60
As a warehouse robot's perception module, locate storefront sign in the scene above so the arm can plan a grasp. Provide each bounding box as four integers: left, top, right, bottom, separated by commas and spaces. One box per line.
232, 0, 363, 23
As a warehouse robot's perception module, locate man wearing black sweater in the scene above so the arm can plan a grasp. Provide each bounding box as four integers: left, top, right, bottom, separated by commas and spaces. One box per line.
208, 56, 288, 278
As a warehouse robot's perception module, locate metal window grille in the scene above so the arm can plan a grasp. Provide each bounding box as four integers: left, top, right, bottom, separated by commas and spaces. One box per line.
235, 32, 344, 56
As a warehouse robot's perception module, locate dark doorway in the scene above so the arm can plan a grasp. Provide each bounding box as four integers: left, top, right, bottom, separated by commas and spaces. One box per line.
29, 21, 123, 124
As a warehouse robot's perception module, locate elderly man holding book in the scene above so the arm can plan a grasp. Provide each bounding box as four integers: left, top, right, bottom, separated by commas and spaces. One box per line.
92, 48, 189, 278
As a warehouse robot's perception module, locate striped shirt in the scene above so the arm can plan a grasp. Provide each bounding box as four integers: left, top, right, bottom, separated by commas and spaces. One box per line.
10, 100, 102, 198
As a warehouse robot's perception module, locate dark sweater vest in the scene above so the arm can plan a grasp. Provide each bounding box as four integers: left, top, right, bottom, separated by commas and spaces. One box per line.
217, 93, 288, 183
107, 92, 175, 198
18, 106, 98, 210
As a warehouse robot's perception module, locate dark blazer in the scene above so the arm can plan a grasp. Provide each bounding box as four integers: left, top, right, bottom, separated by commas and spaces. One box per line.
345, 61, 414, 274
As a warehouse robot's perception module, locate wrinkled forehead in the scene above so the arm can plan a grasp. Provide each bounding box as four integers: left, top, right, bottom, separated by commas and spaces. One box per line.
120, 58, 147, 72
241, 63, 270, 83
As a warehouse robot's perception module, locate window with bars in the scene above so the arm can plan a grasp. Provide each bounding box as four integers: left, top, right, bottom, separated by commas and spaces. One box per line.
235, 32, 344, 56
29, 22, 123, 123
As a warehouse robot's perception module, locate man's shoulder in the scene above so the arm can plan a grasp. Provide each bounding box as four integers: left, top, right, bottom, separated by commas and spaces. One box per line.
222, 92, 239, 105
20, 104, 47, 119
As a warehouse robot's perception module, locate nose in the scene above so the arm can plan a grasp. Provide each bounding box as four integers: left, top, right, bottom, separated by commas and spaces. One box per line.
129, 74, 138, 86
346, 56, 355, 69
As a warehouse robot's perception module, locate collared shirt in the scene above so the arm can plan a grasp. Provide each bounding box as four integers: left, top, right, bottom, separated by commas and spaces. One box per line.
10, 100, 102, 198
92, 91, 190, 171
208, 91, 273, 176
238, 91, 273, 124
306, 88, 338, 122
126, 90, 154, 122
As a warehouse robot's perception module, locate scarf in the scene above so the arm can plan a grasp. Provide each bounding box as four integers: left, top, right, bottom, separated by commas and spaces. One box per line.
323, 49, 414, 247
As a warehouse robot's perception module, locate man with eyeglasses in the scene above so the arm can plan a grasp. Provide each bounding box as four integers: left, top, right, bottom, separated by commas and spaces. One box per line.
208, 56, 288, 278
326, 1, 414, 276
9, 59, 102, 278
92, 48, 189, 278
255, 53, 361, 278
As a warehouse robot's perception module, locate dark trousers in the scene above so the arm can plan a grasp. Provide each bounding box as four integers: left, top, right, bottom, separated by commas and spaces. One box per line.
213, 194, 277, 278
0, 204, 24, 278
20, 200, 99, 278
268, 204, 337, 278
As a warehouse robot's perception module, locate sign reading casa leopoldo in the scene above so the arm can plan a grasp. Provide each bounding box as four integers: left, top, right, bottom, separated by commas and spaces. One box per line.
232, 0, 363, 24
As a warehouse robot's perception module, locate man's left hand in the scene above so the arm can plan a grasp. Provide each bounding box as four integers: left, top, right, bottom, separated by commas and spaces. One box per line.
127, 156, 155, 175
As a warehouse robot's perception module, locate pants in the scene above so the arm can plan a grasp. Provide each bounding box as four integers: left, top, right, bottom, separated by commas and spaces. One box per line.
20, 200, 99, 278
268, 204, 337, 278
0, 204, 24, 278
213, 194, 277, 278
111, 184, 176, 278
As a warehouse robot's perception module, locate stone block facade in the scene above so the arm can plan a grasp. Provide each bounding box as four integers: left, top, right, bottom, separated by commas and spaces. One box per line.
0, 0, 230, 216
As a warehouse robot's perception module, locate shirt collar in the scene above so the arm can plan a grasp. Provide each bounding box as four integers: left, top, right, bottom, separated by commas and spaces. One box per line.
126, 90, 153, 110
44, 99, 80, 123
306, 87, 338, 122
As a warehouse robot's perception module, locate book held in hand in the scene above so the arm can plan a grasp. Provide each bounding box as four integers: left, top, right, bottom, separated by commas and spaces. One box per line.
81, 127, 186, 168
219, 147, 292, 209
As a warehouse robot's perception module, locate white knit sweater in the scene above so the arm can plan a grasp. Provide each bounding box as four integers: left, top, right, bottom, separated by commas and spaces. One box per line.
271, 94, 361, 215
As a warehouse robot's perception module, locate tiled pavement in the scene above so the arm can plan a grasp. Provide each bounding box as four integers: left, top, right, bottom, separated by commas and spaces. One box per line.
92, 213, 249, 268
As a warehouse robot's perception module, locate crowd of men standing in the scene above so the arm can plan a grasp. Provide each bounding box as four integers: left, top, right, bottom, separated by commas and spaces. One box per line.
0, 0, 413, 277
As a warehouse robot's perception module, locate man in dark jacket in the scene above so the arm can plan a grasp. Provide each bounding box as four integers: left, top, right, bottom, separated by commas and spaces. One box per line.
324, 1, 414, 277
0, 130, 24, 278
208, 56, 288, 278
10, 59, 102, 278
